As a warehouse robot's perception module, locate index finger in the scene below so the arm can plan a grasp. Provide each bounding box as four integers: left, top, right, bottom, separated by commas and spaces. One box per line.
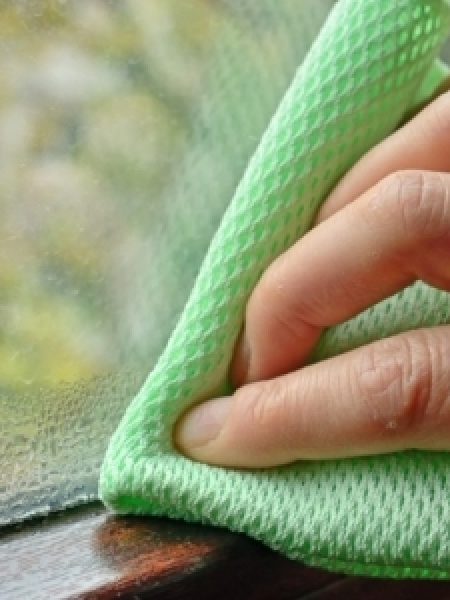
316, 87, 450, 223
232, 91, 450, 386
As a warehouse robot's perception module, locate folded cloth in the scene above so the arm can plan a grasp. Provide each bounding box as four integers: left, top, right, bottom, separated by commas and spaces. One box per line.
100, 0, 450, 578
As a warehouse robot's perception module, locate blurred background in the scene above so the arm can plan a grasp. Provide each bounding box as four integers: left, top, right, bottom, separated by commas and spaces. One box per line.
0, 0, 337, 521
1, 1, 449, 522
1, 0, 223, 386
0, 0, 337, 387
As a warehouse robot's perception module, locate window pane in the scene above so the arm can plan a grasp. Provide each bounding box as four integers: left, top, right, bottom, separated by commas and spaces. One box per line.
0, 0, 335, 524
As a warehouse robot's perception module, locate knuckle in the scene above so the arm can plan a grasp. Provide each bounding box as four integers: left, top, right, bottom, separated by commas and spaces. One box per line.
234, 380, 295, 447
358, 333, 435, 436
416, 330, 450, 429
377, 170, 449, 238
250, 265, 304, 334
251, 259, 324, 334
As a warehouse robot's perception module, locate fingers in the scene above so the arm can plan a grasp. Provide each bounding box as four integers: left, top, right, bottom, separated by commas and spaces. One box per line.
176, 326, 450, 467
231, 170, 450, 385
231, 89, 450, 386
317, 89, 450, 222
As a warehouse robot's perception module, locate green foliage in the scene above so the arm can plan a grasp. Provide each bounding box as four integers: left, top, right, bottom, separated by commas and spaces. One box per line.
2, 1, 448, 392
0, 0, 221, 387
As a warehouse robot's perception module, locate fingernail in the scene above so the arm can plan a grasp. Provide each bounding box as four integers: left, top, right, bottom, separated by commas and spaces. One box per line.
176, 396, 231, 451
231, 330, 251, 386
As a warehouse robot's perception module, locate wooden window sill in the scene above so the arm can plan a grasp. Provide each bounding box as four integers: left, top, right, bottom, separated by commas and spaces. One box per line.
1, 503, 449, 599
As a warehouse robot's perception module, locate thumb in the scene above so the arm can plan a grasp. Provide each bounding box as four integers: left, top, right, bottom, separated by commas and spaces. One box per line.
175, 327, 450, 467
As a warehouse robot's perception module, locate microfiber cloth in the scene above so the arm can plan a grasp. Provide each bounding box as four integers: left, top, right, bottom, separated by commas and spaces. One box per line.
100, 0, 450, 579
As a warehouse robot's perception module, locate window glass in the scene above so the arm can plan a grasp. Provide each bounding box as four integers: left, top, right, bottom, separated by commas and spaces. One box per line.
1, 2, 448, 525
0, 0, 335, 524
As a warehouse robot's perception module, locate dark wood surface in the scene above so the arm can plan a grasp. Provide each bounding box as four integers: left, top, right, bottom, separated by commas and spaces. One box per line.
1, 503, 449, 599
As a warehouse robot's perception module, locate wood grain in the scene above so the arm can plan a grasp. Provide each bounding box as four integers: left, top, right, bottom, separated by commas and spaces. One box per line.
0, 503, 339, 599
1, 504, 449, 599
306, 577, 450, 599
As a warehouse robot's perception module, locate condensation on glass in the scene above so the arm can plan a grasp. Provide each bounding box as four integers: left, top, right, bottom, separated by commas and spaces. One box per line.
0, 1, 448, 525
0, 0, 336, 524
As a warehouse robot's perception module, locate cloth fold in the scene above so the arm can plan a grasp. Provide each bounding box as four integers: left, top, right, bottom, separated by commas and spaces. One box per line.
100, 0, 450, 578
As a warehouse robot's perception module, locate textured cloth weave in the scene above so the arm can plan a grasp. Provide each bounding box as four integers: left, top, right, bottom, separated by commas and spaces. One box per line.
100, 0, 450, 578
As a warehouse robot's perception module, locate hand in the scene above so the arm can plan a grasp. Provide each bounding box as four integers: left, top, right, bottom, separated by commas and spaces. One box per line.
175, 88, 450, 468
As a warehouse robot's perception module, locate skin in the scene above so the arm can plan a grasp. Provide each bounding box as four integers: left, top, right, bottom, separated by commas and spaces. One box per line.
175, 87, 450, 468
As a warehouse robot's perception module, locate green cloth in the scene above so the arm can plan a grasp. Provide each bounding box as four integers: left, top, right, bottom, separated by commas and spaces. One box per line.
100, 0, 450, 579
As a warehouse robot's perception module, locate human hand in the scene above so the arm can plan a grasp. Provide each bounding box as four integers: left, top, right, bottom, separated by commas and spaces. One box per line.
175, 88, 450, 468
